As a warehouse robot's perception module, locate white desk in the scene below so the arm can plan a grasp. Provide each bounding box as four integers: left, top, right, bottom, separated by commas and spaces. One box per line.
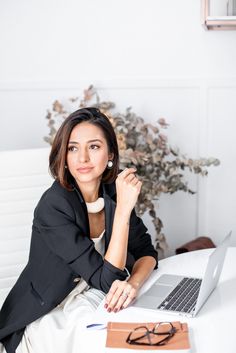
80, 247, 236, 353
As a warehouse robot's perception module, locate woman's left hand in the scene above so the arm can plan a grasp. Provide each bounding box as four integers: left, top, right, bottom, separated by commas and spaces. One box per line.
104, 279, 139, 312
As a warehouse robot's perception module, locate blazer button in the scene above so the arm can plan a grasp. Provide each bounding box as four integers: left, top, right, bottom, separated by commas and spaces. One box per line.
73, 277, 80, 283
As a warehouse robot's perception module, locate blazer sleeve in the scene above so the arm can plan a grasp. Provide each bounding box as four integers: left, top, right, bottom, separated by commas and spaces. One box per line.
128, 208, 158, 269
33, 192, 128, 293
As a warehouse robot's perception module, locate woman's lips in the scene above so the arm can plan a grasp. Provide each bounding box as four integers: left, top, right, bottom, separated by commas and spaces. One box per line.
77, 167, 94, 173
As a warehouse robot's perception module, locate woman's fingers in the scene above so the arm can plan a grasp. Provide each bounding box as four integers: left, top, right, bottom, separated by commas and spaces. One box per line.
105, 281, 137, 313
117, 168, 139, 182
106, 287, 125, 312
118, 167, 137, 178
105, 280, 124, 310
117, 168, 142, 191
121, 288, 136, 309
104, 280, 119, 308
124, 172, 140, 184
113, 287, 136, 312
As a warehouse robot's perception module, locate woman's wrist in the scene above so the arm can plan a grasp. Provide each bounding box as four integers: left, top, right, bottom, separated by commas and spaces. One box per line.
127, 278, 141, 290
115, 205, 132, 221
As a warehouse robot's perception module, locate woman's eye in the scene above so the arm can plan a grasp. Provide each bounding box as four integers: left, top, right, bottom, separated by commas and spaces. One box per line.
68, 146, 77, 152
90, 145, 100, 150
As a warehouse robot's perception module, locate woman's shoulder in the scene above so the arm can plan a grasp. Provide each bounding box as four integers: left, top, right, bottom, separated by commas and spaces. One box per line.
32, 180, 78, 225
40, 179, 73, 202
34, 180, 76, 216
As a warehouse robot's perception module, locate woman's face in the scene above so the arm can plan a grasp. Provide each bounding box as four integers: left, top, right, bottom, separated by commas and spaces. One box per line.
66, 122, 114, 185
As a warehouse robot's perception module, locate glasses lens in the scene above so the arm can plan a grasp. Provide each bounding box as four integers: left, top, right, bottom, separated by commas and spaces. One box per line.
154, 322, 173, 335
129, 326, 149, 343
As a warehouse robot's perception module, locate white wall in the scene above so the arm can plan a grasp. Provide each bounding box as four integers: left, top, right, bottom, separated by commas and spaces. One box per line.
0, 0, 236, 255
1, 0, 236, 82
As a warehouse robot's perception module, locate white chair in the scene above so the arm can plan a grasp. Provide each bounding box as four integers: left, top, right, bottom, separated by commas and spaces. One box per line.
0, 148, 52, 308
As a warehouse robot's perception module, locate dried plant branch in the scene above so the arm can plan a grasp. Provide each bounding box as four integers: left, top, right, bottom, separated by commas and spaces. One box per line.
44, 85, 220, 258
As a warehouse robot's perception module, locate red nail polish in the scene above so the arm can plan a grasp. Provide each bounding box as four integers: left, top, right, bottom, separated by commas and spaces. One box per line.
104, 303, 108, 308
114, 308, 118, 313
107, 308, 111, 312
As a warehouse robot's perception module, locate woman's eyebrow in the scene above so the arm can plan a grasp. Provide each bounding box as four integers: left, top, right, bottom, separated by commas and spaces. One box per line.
68, 139, 103, 144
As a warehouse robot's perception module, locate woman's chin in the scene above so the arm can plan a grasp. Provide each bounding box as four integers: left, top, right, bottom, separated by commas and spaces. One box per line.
74, 173, 101, 184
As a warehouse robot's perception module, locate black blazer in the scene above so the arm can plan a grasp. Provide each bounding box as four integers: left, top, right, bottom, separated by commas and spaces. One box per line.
0, 179, 158, 353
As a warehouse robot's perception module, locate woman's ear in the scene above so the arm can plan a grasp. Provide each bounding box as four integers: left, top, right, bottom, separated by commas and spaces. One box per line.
108, 152, 114, 161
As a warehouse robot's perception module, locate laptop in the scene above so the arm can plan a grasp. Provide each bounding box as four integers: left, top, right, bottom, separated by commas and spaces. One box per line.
133, 232, 231, 317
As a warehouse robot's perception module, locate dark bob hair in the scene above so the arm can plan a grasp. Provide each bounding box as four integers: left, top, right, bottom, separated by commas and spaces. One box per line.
49, 107, 120, 190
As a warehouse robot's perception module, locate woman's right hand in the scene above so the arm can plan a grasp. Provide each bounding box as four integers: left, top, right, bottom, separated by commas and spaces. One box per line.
115, 168, 142, 215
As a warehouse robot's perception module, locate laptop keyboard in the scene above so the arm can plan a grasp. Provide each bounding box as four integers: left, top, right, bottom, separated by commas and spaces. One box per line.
157, 277, 202, 313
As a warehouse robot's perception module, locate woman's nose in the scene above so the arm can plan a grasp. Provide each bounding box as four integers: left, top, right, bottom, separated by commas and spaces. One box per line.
78, 148, 90, 162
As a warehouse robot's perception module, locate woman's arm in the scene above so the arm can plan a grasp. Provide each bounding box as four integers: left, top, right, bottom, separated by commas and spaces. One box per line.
104, 168, 141, 270
104, 206, 130, 270
127, 255, 157, 293
103, 168, 157, 312
105, 255, 156, 312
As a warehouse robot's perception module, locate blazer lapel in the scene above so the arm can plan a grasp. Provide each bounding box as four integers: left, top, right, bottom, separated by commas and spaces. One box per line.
71, 182, 90, 235
103, 193, 117, 250
102, 182, 117, 249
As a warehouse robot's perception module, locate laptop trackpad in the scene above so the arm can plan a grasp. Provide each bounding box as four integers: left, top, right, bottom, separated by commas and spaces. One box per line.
146, 274, 185, 298
133, 284, 173, 309
146, 284, 173, 298
133, 275, 185, 309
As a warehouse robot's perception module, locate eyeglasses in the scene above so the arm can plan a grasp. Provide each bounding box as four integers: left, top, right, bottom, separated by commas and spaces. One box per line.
126, 322, 176, 347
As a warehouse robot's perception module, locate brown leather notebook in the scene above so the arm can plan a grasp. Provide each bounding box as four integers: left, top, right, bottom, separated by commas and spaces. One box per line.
105, 321, 190, 350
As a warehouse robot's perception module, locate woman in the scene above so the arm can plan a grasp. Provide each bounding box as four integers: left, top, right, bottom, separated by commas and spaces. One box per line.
0, 107, 158, 353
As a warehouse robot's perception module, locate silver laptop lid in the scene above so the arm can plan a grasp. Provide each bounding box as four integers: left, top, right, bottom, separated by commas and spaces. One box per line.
194, 231, 231, 315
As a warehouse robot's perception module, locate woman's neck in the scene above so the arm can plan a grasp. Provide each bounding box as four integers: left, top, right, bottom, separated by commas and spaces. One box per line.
75, 179, 101, 203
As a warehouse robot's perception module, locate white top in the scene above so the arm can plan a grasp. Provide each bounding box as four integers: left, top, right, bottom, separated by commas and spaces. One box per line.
92, 229, 106, 255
